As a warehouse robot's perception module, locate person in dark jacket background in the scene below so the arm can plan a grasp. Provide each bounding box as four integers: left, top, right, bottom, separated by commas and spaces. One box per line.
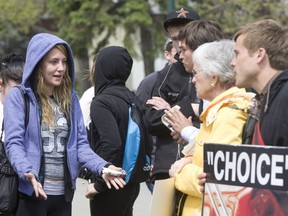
86, 46, 140, 216
144, 7, 201, 181
136, 38, 177, 193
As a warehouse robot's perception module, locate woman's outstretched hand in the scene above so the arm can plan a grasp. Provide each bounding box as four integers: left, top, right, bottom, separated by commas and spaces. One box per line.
24, 172, 47, 200
102, 165, 126, 190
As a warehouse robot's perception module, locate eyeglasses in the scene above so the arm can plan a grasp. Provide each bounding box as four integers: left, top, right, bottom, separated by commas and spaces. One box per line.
192, 69, 198, 76
192, 68, 203, 77
171, 36, 178, 42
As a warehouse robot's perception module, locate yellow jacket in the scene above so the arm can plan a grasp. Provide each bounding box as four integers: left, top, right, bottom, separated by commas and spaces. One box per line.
174, 87, 254, 216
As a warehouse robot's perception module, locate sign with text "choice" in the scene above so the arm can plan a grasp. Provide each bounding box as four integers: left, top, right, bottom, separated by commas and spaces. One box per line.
204, 143, 288, 190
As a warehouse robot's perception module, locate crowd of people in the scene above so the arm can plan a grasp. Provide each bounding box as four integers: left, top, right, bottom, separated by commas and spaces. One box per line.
1, 5, 288, 216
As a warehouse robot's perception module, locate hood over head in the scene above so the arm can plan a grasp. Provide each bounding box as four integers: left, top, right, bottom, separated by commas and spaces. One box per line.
94, 46, 133, 95
22, 33, 75, 89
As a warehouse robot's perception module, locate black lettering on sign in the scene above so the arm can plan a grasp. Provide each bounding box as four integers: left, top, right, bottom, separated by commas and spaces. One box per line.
204, 143, 288, 190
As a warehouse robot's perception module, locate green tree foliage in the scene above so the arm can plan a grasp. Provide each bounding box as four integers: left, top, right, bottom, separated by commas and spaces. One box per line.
156, 0, 288, 33
193, 0, 288, 36
47, 0, 153, 56
46, 0, 163, 79
1, 0, 288, 77
0, 0, 43, 56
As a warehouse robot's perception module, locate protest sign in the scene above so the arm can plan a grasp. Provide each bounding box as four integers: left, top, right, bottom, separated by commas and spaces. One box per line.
202, 143, 288, 216
149, 178, 176, 216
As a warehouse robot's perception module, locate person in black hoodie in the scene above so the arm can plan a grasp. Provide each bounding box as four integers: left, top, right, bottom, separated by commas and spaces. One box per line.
85, 46, 139, 216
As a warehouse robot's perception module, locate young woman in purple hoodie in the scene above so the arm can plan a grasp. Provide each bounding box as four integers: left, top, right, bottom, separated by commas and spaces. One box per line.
3, 33, 125, 216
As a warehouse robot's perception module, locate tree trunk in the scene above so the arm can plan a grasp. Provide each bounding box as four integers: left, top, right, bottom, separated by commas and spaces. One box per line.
74, 52, 91, 96
140, 26, 154, 77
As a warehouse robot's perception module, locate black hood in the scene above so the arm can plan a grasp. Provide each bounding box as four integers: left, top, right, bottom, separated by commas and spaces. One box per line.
94, 46, 133, 96
263, 69, 288, 113
269, 70, 288, 98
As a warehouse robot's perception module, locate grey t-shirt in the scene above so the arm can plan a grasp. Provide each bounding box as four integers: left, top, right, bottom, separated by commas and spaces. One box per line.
42, 98, 68, 195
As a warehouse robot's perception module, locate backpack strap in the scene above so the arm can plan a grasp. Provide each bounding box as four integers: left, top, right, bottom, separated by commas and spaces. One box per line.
0, 119, 5, 138
14, 86, 30, 127
252, 121, 265, 146
110, 92, 133, 105
242, 116, 257, 144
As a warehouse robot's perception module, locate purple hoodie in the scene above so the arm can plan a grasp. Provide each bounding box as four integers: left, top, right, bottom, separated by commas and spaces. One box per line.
4, 33, 107, 198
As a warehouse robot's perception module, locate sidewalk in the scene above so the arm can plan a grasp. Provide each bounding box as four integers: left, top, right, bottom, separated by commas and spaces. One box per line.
72, 179, 152, 216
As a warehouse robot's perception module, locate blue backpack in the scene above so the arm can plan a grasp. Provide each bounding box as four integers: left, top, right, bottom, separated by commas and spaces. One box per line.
121, 94, 151, 183
80, 92, 151, 184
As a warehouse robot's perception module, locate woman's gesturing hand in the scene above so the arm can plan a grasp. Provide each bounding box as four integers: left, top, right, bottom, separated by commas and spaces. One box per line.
102, 165, 126, 190
146, 96, 171, 110
164, 108, 192, 134
24, 172, 48, 200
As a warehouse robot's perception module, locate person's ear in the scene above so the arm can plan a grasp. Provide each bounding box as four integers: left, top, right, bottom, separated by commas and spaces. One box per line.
211, 76, 219, 87
163, 50, 170, 60
256, 48, 266, 63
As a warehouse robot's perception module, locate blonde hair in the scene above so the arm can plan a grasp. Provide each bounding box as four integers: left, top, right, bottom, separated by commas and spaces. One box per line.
234, 19, 288, 70
37, 44, 72, 126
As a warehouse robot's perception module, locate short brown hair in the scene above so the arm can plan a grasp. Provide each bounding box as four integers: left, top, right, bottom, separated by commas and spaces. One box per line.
234, 19, 288, 70
178, 20, 224, 51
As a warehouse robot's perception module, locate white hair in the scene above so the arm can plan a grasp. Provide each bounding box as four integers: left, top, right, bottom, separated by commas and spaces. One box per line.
192, 39, 235, 88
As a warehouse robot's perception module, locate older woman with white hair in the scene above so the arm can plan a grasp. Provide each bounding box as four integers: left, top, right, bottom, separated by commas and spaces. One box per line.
164, 39, 254, 216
